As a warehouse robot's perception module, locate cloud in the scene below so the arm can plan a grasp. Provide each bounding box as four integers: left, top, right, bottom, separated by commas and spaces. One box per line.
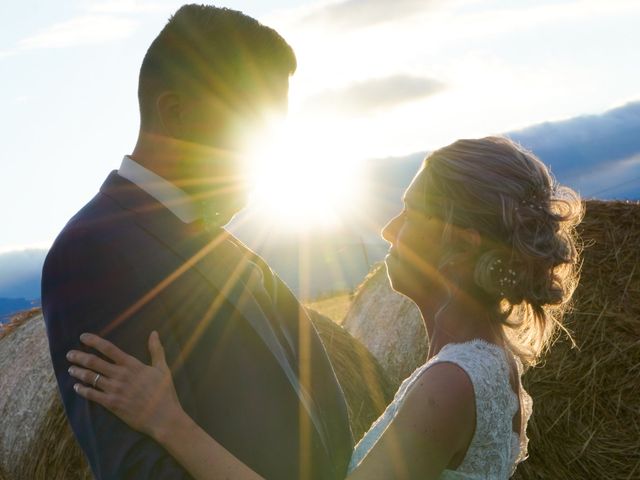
12, 95, 31, 104
303, 74, 445, 116
18, 14, 138, 49
353, 101, 640, 232
508, 101, 640, 180
571, 153, 640, 199
299, 0, 440, 29
502, 100, 640, 199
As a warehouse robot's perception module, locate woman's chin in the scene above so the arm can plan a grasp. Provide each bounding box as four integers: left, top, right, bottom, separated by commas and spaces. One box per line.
383, 257, 395, 282
384, 260, 405, 296
385, 262, 427, 304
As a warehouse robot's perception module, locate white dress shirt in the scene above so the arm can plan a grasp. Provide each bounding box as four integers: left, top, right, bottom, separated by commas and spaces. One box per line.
118, 155, 262, 280
118, 155, 200, 223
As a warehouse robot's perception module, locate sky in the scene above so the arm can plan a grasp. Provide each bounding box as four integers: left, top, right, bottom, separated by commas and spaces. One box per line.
1, 0, 640, 253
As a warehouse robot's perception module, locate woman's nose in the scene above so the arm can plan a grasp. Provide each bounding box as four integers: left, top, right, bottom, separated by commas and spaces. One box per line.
382, 214, 401, 244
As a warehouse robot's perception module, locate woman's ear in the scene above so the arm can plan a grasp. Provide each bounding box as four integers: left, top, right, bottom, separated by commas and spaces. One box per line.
155, 91, 183, 137
459, 227, 481, 251
448, 224, 481, 255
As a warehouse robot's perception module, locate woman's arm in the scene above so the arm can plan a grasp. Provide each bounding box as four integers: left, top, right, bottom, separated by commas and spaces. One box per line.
152, 409, 264, 480
346, 362, 476, 480
68, 333, 475, 480
68, 332, 264, 480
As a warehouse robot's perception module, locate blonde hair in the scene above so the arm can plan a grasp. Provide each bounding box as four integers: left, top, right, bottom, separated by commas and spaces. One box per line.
421, 136, 583, 367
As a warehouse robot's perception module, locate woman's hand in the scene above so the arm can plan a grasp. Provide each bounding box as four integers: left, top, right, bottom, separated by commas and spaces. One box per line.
67, 331, 184, 442
68, 332, 265, 480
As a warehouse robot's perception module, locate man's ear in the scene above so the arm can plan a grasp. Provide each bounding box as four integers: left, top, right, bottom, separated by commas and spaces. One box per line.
156, 92, 183, 137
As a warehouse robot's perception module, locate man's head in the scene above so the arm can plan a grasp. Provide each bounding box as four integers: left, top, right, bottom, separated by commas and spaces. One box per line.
136, 4, 296, 216
139, 4, 296, 141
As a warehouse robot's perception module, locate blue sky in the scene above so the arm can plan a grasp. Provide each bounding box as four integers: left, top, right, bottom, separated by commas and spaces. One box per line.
2, 0, 640, 252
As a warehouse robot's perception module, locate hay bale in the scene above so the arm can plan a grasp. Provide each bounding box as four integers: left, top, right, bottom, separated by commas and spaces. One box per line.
0, 307, 393, 476
343, 200, 640, 479
308, 310, 394, 441
512, 200, 640, 480
343, 265, 427, 388
0, 310, 91, 480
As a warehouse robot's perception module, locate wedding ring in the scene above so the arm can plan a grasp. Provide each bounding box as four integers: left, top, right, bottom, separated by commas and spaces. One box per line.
92, 373, 101, 389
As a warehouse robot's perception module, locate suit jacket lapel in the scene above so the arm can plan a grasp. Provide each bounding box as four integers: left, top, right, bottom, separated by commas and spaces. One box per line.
139, 214, 331, 456
100, 172, 328, 450
101, 172, 291, 372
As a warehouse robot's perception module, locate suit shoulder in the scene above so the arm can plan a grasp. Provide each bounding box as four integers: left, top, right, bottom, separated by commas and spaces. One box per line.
53, 187, 135, 247
44, 191, 133, 274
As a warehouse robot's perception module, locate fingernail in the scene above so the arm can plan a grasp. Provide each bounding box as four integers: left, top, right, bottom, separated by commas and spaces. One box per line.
68, 366, 75, 375
66, 351, 74, 360
73, 384, 80, 392
80, 333, 89, 341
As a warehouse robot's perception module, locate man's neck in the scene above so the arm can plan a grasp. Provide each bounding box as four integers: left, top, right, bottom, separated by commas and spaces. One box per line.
130, 131, 247, 228
130, 132, 186, 187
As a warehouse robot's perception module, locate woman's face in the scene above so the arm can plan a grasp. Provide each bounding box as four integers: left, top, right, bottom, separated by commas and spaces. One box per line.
382, 168, 446, 303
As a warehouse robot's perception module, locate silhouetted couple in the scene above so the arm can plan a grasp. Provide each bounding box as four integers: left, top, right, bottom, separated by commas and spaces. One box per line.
43, 5, 582, 479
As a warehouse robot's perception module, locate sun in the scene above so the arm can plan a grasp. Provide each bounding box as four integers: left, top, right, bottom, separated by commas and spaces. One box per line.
246, 120, 362, 231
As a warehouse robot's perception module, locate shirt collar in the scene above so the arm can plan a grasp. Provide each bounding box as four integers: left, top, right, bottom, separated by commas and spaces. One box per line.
117, 155, 200, 223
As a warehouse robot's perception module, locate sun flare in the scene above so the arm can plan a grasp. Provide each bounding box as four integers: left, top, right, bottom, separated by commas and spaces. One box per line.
246, 120, 362, 231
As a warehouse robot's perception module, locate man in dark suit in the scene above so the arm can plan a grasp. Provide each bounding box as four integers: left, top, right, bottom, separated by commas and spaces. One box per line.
42, 5, 353, 479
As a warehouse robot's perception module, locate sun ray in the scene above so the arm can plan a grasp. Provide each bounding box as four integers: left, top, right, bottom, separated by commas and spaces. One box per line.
245, 118, 363, 232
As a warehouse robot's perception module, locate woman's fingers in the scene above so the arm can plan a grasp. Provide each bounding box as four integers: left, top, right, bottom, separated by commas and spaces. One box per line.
73, 383, 116, 411
79, 333, 134, 366
148, 331, 168, 370
67, 350, 119, 378
68, 365, 114, 391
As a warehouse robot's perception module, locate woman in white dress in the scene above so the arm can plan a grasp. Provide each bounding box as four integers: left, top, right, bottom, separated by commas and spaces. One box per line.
67, 136, 583, 479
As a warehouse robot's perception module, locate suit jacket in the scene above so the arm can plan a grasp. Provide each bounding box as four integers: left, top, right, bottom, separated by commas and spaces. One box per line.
42, 171, 353, 480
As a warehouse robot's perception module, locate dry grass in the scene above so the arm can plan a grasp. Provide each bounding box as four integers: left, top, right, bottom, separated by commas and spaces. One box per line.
308, 309, 394, 441
0, 307, 41, 340
28, 397, 93, 480
512, 200, 640, 479
0, 309, 92, 480
306, 293, 353, 325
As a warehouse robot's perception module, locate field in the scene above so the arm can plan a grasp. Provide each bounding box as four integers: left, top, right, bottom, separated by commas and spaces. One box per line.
305, 293, 352, 325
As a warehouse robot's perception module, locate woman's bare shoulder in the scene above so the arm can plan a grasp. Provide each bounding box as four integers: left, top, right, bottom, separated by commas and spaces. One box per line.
403, 361, 475, 424
397, 362, 476, 464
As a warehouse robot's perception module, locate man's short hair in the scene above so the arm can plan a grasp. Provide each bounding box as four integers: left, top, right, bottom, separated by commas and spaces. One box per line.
138, 4, 297, 123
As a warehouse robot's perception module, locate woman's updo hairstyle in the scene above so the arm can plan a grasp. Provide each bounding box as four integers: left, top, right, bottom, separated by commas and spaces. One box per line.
420, 136, 584, 366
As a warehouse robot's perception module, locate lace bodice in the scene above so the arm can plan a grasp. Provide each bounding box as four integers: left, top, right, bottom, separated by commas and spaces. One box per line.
348, 339, 533, 479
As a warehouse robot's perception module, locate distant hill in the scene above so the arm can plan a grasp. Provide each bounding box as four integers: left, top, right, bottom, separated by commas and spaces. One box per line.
0, 249, 45, 320
0, 297, 40, 323
0, 248, 46, 299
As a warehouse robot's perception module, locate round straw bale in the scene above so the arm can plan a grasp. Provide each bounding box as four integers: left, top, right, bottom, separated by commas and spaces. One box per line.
512, 200, 640, 480
343, 264, 427, 389
0, 310, 92, 480
308, 309, 394, 441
